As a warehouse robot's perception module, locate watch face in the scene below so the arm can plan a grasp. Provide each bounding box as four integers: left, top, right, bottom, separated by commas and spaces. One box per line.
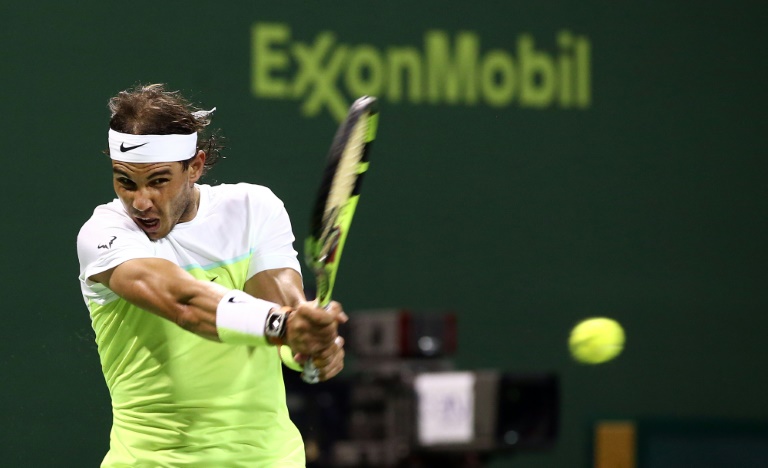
267, 312, 285, 336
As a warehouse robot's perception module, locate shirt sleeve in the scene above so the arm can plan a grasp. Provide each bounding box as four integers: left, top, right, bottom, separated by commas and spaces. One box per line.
77, 206, 156, 287
246, 187, 302, 279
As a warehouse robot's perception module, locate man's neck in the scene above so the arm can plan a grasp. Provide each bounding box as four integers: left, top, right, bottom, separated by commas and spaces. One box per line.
178, 185, 201, 224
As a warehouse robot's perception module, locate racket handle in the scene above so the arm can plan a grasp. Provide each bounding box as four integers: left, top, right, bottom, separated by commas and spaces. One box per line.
302, 361, 320, 384
300, 301, 333, 384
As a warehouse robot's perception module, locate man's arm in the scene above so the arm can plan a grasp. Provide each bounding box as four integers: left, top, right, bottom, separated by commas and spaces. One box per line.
244, 268, 347, 380
90, 259, 346, 373
90, 257, 229, 340
244, 267, 305, 307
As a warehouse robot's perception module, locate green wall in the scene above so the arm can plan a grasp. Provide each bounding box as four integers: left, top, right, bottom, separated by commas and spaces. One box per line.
2, 1, 766, 466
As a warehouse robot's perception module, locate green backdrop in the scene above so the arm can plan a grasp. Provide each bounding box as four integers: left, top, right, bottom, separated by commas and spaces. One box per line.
2, 1, 766, 466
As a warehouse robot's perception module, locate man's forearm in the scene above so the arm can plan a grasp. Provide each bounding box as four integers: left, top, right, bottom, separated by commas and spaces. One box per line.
243, 268, 305, 307
95, 257, 229, 340
92, 258, 341, 357
91, 258, 297, 346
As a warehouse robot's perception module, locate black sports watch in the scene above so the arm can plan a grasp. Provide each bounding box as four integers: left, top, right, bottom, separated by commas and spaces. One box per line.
265, 309, 288, 345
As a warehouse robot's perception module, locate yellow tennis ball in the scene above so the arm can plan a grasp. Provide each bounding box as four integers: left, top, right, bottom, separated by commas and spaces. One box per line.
569, 317, 625, 364
279, 345, 304, 372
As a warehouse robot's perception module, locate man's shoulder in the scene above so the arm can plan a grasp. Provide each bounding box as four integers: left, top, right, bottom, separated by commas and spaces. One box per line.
91, 199, 128, 217
208, 182, 277, 198
206, 183, 283, 209
77, 199, 142, 245
76, 199, 152, 273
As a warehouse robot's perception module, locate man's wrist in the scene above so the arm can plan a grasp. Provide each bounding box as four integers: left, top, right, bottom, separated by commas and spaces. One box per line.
264, 307, 290, 346
215, 290, 281, 346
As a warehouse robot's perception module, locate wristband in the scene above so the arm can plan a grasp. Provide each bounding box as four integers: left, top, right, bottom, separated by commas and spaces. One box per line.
216, 290, 280, 345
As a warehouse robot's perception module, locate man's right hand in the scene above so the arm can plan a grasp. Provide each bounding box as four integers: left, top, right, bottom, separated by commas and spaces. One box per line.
284, 300, 348, 356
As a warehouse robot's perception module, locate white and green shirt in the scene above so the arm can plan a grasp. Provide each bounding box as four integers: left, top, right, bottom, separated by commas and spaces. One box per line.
77, 183, 304, 467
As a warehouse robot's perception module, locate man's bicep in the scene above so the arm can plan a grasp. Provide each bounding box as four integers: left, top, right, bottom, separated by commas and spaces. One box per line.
110, 258, 209, 302
88, 257, 171, 292
104, 258, 180, 301
244, 268, 305, 307
89, 268, 115, 286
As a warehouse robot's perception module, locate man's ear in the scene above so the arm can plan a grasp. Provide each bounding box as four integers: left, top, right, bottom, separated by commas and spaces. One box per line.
188, 150, 206, 184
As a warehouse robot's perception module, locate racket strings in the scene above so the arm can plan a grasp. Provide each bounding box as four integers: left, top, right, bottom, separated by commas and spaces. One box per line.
325, 118, 367, 211
319, 116, 368, 254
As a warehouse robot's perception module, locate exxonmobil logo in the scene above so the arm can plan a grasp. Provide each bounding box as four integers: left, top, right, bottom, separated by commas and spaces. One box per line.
251, 22, 592, 121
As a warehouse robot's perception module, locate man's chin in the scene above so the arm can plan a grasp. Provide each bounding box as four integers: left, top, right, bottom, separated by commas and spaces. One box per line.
139, 225, 167, 241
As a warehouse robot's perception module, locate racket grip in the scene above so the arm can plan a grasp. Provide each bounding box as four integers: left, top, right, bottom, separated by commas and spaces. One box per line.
302, 361, 320, 384
300, 302, 334, 384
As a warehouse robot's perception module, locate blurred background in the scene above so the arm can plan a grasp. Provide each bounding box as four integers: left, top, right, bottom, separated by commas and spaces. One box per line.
2, 1, 766, 467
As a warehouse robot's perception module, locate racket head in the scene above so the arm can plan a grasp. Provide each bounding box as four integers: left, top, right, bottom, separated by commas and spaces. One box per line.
305, 96, 379, 307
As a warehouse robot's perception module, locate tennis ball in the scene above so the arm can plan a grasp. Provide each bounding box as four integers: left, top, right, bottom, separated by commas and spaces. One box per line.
569, 317, 625, 364
279, 345, 304, 372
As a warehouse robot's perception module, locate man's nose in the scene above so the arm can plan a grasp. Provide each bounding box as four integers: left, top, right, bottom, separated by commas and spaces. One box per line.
132, 188, 153, 213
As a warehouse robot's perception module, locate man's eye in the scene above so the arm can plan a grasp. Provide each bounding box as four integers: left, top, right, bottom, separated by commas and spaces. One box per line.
152, 178, 169, 186
118, 178, 136, 189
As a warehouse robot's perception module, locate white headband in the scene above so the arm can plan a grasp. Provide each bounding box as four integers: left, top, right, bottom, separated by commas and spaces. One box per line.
108, 129, 198, 163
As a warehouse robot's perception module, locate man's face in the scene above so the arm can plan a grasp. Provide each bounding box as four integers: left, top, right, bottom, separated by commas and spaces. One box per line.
111, 154, 204, 240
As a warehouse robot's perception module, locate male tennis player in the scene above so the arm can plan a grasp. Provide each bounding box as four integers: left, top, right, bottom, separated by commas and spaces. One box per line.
77, 84, 345, 467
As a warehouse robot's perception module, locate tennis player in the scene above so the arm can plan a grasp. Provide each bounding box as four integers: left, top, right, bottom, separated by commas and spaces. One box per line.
76, 84, 346, 467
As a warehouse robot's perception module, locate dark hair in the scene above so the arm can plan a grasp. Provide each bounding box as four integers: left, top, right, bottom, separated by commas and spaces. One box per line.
106, 83, 224, 175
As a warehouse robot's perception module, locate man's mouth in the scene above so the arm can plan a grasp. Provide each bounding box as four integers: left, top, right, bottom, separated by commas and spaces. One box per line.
135, 217, 160, 232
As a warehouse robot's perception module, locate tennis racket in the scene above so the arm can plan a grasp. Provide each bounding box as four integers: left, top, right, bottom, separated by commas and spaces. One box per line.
300, 96, 379, 384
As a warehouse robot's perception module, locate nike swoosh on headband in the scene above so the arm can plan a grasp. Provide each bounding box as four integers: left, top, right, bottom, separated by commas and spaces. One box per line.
120, 142, 149, 152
